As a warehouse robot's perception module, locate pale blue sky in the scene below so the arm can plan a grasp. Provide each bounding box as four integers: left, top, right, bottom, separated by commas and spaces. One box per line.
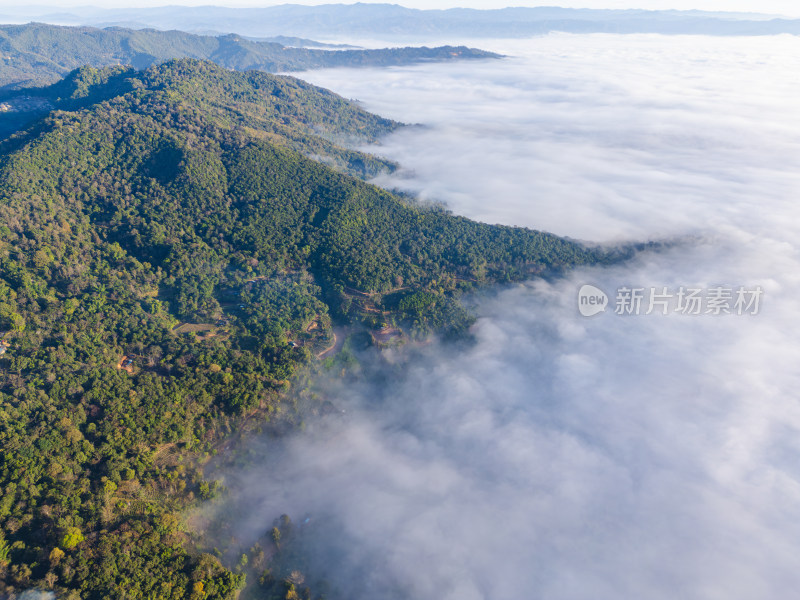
16, 1, 800, 17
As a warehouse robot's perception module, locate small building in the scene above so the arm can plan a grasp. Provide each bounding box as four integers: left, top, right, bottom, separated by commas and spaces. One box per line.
118, 355, 135, 373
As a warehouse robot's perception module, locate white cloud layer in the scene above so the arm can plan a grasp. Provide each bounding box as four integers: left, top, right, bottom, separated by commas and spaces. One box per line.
213, 34, 800, 599
304, 35, 800, 243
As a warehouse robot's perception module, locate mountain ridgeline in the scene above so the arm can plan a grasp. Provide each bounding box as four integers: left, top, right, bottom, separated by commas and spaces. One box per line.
6, 4, 798, 42
0, 22, 500, 90
0, 60, 603, 599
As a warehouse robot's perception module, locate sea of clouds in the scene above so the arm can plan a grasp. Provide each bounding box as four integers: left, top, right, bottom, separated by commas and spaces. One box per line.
215, 34, 800, 599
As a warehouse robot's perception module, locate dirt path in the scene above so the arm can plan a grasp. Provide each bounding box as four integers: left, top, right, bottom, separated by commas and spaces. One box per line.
316, 331, 337, 358
345, 285, 409, 297
316, 327, 348, 359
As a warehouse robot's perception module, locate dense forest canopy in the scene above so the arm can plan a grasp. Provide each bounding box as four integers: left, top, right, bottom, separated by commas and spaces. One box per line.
0, 22, 501, 90
0, 59, 606, 599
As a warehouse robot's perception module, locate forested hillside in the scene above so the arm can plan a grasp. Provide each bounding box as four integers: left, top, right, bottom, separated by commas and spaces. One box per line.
1, 61, 401, 177
0, 59, 602, 599
0, 22, 500, 90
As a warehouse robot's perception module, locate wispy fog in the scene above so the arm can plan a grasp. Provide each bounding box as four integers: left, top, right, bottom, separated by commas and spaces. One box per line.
211, 34, 800, 599
303, 34, 800, 242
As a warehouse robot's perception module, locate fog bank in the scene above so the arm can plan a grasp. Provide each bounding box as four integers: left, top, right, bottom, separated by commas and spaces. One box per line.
303, 34, 800, 243
211, 34, 800, 599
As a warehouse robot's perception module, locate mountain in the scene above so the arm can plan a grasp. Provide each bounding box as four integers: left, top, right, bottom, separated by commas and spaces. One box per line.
4, 4, 798, 41
0, 61, 401, 172
0, 59, 603, 599
248, 35, 359, 49
0, 22, 500, 90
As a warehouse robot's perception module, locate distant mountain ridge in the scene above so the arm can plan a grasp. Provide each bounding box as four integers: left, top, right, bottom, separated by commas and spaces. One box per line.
0, 22, 499, 90
1, 4, 797, 40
